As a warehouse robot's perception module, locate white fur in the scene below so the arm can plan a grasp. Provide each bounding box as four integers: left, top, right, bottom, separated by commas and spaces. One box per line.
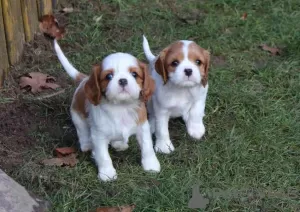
169, 40, 201, 87
54, 39, 79, 80
102, 53, 141, 104
54, 40, 160, 181
143, 35, 156, 61
143, 36, 208, 154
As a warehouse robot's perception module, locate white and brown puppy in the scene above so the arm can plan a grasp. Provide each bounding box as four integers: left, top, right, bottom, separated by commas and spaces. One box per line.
54, 40, 160, 181
143, 36, 210, 154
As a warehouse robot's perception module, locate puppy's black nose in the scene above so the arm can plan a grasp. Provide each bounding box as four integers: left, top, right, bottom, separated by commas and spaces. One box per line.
184, 69, 193, 77
119, 78, 128, 87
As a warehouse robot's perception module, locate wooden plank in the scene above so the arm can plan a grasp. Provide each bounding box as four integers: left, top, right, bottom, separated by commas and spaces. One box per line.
21, 0, 39, 41
37, 0, 53, 17
2, 0, 24, 66
52, 0, 59, 8
0, 0, 9, 87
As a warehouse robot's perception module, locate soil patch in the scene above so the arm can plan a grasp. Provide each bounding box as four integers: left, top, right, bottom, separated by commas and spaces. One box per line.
0, 13, 74, 173
0, 100, 41, 171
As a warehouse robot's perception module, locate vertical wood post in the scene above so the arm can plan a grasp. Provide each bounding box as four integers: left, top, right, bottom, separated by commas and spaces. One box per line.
21, 0, 39, 42
0, 0, 9, 86
2, 0, 25, 65
37, 0, 53, 17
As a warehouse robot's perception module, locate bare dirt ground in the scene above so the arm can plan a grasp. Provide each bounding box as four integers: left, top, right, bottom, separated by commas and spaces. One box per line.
0, 13, 73, 174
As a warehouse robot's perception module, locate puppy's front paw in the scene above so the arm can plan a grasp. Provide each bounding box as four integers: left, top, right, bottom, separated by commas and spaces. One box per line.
142, 155, 161, 173
80, 142, 92, 152
155, 140, 175, 154
111, 140, 129, 151
98, 167, 117, 182
187, 122, 205, 140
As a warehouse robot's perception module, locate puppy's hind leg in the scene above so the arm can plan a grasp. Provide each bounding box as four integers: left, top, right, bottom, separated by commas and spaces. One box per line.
147, 101, 155, 134
70, 109, 92, 152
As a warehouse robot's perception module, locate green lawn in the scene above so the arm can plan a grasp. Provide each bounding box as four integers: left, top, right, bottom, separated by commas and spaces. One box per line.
9, 0, 300, 211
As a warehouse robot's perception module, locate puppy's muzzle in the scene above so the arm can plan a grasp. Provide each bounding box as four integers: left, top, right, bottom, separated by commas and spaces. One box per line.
184, 69, 193, 77
119, 78, 128, 87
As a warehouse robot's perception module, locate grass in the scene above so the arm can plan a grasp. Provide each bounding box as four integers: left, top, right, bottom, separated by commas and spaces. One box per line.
6, 0, 300, 211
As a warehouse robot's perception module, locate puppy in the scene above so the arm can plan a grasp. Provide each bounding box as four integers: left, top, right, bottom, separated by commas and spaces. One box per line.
54, 40, 160, 181
143, 36, 210, 154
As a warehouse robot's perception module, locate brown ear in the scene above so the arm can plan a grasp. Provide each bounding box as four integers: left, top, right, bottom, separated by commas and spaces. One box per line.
139, 62, 155, 102
155, 48, 169, 84
201, 50, 210, 87
84, 64, 102, 105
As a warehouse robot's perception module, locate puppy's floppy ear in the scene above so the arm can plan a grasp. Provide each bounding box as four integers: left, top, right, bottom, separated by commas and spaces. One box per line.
201, 50, 210, 87
84, 64, 102, 105
155, 47, 169, 84
139, 62, 155, 102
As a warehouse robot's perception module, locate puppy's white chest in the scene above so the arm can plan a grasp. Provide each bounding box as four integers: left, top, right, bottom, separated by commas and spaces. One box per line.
165, 92, 192, 117
91, 104, 138, 142
114, 109, 137, 140
157, 86, 192, 104
155, 84, 205, 117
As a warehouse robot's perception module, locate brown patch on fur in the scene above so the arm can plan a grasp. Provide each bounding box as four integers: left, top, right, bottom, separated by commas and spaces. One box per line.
130, 62, 155, 102
75, 73, 87, 83
73, 65, 109, 115
84, 64, 102, 105
99, 69, 113, 92
155, 41, 184, 84
72, 86, 88, 118
137, 102, 147, 124
188, 43, 210, 87
141, 69, 155, 102
130, 67, 143, 88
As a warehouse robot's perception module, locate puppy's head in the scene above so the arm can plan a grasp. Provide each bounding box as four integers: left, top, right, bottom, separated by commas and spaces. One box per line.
155, 41, 210, 87
84, 53, 155, 105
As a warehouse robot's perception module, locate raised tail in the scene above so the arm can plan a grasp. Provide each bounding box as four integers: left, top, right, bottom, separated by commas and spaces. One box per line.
143, 35, 155, 62
53, 39, 86, 82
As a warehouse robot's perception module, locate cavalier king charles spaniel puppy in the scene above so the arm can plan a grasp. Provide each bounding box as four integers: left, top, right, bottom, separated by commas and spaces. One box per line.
143, 36, 210, 154
54, 40, 160, 181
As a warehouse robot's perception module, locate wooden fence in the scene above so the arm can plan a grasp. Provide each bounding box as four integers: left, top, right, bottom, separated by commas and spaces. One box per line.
0, 0, 59, 87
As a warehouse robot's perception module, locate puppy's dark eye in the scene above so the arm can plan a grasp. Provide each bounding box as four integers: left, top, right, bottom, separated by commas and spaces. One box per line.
131, 72, 137, 78
106, 73, 113, 80
171, 60, 179, 67
195, 60, 201, 65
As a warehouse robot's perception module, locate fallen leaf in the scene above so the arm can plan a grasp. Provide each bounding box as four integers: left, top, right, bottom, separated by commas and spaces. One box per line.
19, 72, 60, 94
41, 153, 78, 167
95, 205, 135, 212
39, 15, 65, 40
60, 7, 74, 13
93, 15, 103, 23
55, 147, 76, 158
166, 1, 205, 25
212, 55, 227, 67
259, 44, 281, 55
241, 12, 247, 20
150, 179, 160, 186
224, 27, 233, 34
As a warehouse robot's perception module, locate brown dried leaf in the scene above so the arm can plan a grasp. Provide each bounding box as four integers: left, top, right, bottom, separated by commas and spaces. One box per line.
41, 153, 78, 167
39, 15, 65, 40
150, 179, 160, 186
212, 55, 227, 67
19, 72, 60, 94
55, 147, 77, 158
95, 205, 136, 212
259, 44, 281, 55
241, 12, 247, 20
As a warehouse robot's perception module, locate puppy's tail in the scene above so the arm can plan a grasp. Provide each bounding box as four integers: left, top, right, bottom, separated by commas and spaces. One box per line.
143, 35, 155, 62
53, 39, 87, 82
